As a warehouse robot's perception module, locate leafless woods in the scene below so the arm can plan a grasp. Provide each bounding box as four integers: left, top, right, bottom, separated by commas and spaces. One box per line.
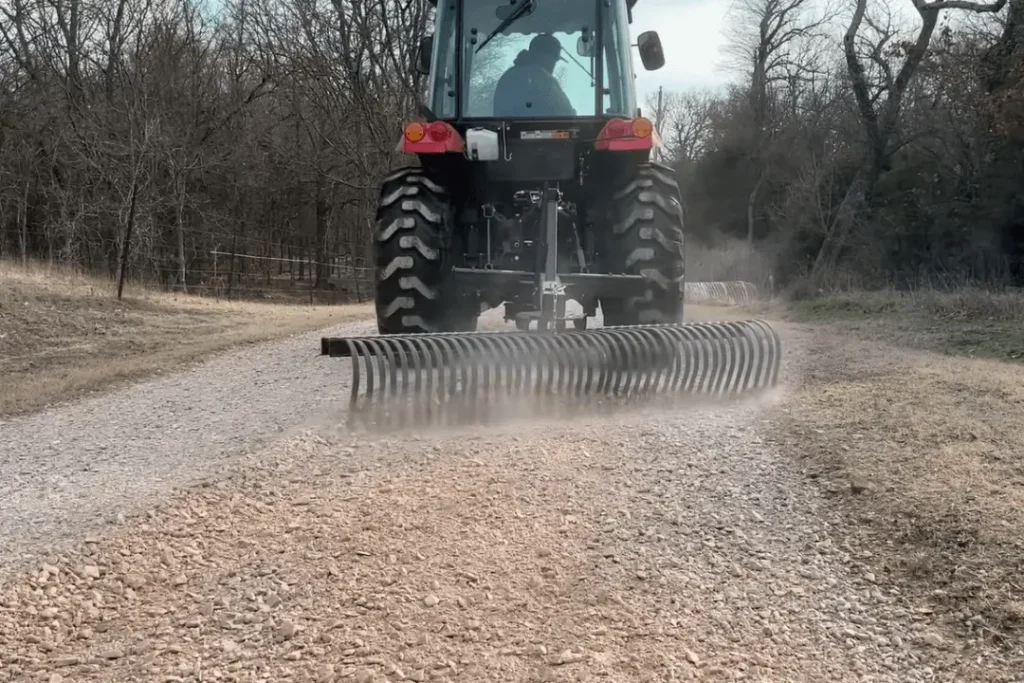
657, 0, 1023, 287
1, 0, 1023, 293
0, 0, 429, 293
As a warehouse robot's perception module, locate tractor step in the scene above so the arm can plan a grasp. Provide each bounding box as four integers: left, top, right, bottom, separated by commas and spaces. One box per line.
320, 320, 782, 432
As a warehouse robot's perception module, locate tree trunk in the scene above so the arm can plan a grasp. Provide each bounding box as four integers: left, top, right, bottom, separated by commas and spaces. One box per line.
811, 163, 871, 281
747, 165, 769, 243
116, 180, 138, 300
19, 182, 28, 266
315, 176, 330, 289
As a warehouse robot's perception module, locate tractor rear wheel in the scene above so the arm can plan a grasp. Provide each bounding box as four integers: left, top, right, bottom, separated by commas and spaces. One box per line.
374, 167, 476, 334
601, 162, 685, 326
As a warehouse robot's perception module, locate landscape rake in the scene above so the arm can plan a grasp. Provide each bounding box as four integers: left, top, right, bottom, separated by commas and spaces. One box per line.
322, 319, 781, 430
320, 0, 784, 431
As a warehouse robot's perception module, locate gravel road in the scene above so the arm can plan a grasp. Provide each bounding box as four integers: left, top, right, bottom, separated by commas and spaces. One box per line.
0, 310, 1018, 682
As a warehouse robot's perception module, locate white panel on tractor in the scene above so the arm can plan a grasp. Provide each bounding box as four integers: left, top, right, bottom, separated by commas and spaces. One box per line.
466, 128, 500, 161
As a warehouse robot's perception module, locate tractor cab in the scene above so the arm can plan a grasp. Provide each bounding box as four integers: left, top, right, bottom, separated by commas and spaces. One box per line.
417, 0, 665, 123
370, 0, 681, 343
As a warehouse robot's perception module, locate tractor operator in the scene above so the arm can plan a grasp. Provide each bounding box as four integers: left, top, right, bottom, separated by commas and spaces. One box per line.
492, 33, 577, 118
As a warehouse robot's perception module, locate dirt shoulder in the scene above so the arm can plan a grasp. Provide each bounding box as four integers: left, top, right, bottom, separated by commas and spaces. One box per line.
767, 290, 1024, 652
0, 262, 370, 417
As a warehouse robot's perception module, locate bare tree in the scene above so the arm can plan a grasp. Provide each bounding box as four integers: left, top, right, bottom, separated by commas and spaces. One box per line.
722, 0, 839, 242
810, 0, 1010, 280
648, 89, 720, 166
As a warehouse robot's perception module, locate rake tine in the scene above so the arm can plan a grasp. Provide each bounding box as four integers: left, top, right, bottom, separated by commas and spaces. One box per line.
643, 325, 676, 395
620, 327, 650, 400
704, 323, 733, 399
718, 321, 749, 398
730, 320, 763, 396
421, 336, 443, 427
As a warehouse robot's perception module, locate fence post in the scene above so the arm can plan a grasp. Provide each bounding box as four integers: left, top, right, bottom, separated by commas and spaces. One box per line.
227, 234, 237, 300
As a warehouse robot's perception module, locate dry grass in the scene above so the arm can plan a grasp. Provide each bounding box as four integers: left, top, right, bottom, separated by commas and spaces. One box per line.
0, 260, 371, 417
785, 286, 1024, 361
771, 287, 1024, 648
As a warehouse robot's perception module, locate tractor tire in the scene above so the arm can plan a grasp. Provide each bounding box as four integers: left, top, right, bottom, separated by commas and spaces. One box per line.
601, 162, 686, 326
374, 166, 476, 334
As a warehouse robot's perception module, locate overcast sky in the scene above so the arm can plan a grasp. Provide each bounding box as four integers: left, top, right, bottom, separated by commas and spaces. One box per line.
629, 0, 734, 104
625, 0, 934, 107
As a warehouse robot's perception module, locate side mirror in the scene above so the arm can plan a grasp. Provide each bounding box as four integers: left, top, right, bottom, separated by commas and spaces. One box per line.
637, 30, 665, 71
576, 34, 594, 57
416, 35, 433, 76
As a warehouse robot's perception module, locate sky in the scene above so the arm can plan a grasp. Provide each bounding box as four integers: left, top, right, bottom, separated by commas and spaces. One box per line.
623, 0, 930, 107
629, 0, 733, 105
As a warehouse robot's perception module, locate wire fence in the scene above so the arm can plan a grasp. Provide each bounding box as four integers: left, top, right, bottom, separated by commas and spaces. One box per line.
2, 221, 382, 306
156, 252, 375, 306
147, 231, 376, 305
2, 225, 378, 306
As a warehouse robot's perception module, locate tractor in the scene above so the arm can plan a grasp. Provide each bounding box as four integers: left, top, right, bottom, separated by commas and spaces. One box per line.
374, 0, 683, 333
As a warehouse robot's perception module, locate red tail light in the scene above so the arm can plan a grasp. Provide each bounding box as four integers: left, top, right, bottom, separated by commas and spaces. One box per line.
426, 122, 452, 142
596, 117, 655, 152
400, 120, 463, 154
604, 119, 629, 139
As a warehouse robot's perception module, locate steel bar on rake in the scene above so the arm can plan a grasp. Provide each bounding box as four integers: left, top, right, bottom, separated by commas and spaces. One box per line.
327, 320, 782, 429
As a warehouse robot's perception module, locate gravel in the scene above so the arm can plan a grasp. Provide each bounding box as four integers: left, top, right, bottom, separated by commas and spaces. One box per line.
0, 310, 1017, 681
0, 317, 375, 574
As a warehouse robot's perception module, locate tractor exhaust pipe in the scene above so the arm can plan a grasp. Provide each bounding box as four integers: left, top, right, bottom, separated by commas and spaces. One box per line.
322, 320, 782, 431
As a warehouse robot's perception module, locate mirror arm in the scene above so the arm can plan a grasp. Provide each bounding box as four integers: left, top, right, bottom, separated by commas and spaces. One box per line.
418, 102, 437, 121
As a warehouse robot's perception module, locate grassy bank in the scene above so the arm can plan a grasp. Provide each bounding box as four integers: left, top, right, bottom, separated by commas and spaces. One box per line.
0, 260, 371, 417
786, 287, 1024, 361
